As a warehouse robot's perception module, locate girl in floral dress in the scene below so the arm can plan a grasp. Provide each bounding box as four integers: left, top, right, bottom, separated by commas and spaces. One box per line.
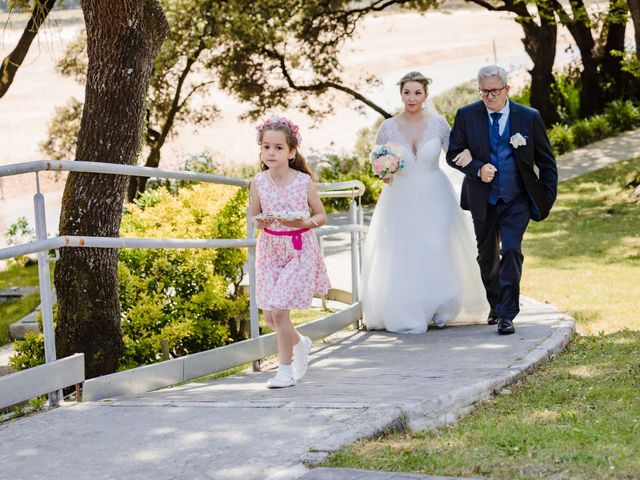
250, 116, 331, 388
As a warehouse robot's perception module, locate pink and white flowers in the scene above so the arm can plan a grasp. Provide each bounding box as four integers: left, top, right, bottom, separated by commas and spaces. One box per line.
369, 142, 404, 180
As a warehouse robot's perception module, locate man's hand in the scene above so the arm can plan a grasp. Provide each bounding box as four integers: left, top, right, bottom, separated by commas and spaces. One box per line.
479, 164, 497, 183
452, 148, 473, 167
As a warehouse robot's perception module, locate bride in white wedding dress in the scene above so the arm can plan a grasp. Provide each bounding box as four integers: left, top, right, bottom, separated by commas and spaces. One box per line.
360, 71, 489, 333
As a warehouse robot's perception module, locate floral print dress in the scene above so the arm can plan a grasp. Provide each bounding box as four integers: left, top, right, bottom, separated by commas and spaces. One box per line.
253, 170, 331, 310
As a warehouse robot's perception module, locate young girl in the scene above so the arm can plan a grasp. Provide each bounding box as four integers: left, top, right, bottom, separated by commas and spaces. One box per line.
251, 115, 331, 388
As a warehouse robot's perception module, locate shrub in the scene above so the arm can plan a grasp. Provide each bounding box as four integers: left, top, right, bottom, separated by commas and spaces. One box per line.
571, 118, 596, 147
433, 80, 478, 125
548, 124, 575, 155
314, 154, 382, 211
118, 183, 249, 369
9, 332, 45, 371
552, 70, 582, 124
604, 100, 640, 132
587, 114, 616, 141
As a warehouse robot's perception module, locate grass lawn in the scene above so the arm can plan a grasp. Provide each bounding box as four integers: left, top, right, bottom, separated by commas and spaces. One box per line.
522, 157, 640, 335
0, 263, 42, 345
0, 293, 41, 345
321, 158, 640, 479
0, 263, 40, 290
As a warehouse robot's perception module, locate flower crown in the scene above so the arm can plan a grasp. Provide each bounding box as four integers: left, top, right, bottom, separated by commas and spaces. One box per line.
255, 115, 302, 146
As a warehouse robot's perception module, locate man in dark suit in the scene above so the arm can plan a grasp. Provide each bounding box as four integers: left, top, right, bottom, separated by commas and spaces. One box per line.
446, 66, 558, 335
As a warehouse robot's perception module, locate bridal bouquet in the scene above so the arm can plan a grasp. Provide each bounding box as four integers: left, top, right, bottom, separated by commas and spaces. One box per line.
369, 142, 404, 180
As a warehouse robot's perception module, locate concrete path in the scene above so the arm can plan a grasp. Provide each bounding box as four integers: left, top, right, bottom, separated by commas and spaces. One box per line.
0, 294, 574, 480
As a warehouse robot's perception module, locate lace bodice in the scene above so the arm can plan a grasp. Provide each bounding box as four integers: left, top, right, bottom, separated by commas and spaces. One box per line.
375, 114, 450, 171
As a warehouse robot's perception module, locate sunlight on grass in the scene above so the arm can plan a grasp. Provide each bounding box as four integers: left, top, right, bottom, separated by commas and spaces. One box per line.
322, 158, 640, 479
323, 332, 640, 479
522, 157, 640, 335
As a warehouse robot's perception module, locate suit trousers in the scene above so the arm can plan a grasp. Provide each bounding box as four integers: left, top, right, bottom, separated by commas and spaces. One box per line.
472, 193, 531, 320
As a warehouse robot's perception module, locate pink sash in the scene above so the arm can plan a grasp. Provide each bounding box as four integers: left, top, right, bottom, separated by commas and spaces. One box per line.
264, 228, 309, 250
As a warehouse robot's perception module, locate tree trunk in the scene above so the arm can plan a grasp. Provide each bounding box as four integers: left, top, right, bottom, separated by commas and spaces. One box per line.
55, 0, 169, 378
519, 4, 560, 125
601, 0, 628, 99
0, 0, 57, 99
630, 0, 640, 58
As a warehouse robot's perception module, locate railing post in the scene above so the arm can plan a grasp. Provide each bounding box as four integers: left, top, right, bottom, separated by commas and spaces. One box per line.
357, 203, 364, 273
246, 204, 260, 371
33, 175, 60, 407
349, 199, 359, 309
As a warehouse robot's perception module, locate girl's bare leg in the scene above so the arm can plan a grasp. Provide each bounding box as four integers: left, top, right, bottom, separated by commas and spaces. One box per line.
271, 308, 301, 365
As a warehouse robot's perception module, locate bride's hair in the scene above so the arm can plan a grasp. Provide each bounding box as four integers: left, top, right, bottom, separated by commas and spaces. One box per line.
398, 71, 432, 92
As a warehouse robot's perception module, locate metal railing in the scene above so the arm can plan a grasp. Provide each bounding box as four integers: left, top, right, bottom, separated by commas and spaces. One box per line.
0, 160, 367, 407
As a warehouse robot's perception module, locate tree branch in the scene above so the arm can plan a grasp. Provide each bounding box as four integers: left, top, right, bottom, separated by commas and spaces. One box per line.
276, 53, 391, 118
0, 0, 57, 99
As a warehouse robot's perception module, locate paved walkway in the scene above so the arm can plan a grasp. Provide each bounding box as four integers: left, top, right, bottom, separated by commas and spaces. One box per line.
3, 128, 639, 479
0, 292, 573, 480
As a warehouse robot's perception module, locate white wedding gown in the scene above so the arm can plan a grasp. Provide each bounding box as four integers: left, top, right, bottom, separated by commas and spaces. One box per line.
360, 114, 489, 333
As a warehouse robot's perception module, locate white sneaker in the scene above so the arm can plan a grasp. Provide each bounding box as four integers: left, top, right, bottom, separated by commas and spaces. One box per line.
266, 369, 295, 388
292, 335, 312, 381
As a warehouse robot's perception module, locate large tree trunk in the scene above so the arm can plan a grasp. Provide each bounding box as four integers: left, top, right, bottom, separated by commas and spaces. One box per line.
630, 0, 640, 58
551, 0, 602, 115
55, 0, 169, 378
519, 4, 560, 125
0, 0, 57, 99
601, 0, 628, 81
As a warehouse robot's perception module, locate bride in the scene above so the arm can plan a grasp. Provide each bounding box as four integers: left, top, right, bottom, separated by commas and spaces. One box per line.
360, 71, 489, 333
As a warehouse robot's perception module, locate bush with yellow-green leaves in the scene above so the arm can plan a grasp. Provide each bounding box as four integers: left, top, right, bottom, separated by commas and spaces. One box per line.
118, 183, 249, 369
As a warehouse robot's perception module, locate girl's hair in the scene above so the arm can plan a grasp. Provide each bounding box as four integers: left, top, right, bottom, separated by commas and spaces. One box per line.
257, 117, 314, 178
398, 71, 432, 93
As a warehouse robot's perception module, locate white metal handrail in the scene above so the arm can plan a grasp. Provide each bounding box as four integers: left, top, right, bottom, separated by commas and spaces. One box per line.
0, 160, 367, 408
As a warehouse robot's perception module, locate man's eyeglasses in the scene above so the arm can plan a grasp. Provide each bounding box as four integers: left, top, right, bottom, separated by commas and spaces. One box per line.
479, 85, 508, 98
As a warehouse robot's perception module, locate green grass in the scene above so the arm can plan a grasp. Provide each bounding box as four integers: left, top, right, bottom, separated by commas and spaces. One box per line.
0, 263, 39, 290
0, 264, 42, 345
0, 293, 41, 345
259, 305, 336, 334
323, 332, 640, 479
522, 157, 640, 334
321, 158, 640, 479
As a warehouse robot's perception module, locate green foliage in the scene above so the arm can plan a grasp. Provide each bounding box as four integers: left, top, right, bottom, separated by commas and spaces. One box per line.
547, 123, 574, 155
433, 80, 477, 125
604, 100, 640, 131
508, 84, 530, 107
313, 153, 382, 211
552, 70, 582, 124
548, 99, 640, 155
38, 97, 82, 161
118, 183, 249, 368
9, 332, 44, 370
3, 216, 36, 267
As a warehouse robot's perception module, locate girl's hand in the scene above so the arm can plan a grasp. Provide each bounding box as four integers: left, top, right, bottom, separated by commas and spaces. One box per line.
254, 216, 274, 229
383, 176, 393, 185
277, 217, 312, 229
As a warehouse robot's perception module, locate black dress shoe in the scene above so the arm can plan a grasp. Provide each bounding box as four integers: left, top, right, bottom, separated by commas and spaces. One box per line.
497, 318, 515, 335
487, 308, 498, 325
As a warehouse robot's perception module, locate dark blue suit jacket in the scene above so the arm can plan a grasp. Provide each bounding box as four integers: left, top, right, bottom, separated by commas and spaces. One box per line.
446, 100, 558, 221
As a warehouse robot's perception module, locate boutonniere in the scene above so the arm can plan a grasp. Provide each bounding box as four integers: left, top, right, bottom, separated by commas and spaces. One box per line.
509, 133, 527, 149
